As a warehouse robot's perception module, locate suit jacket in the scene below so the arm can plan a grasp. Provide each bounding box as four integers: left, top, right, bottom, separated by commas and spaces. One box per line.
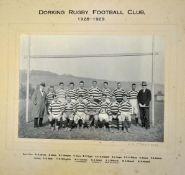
31, 88, 47, 119
137, 89, 151, 107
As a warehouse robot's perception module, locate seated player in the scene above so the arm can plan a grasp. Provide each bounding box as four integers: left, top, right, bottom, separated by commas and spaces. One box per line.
74, 95, 87, 128
98, 94, 111, 129
118, 95, 132, 132
85, 95, 100, 128
48, 94, 63, 131
107, 95, 120, 132
62, 96, 75, 131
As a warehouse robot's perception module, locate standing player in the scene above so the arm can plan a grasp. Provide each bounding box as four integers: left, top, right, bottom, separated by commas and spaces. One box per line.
127, 83, 139, 126
62, 96, 75, 131
74, 95, 87, 128
66, 82, 77, 103
98, 94, 110, 129
46, 85, 56, 115
85, 95, 100, 128
102, 81, 112, 103
137, 81, 151, 129
88, 81, 102, 104
56, 82, 66, 104
48, 94, 63, 131
113, 82, 126, 103
76, 81, 88, 104
107, 95, 120, 132
118, 95, 132, 132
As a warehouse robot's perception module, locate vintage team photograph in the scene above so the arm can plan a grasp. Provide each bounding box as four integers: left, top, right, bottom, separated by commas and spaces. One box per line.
18, 35, 164, 142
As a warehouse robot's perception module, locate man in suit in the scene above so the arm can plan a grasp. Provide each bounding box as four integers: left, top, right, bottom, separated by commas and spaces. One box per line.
32, 82, 47, 128
137, 81, 151, 129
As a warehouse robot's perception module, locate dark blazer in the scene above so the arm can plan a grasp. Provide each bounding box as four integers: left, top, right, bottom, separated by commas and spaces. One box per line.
137, 89, 151, 107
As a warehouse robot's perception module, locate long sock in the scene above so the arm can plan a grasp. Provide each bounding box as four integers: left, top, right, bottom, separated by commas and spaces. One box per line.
135, 118, 138, 125
94, 120, 98, 128
39, 118, 43, 127
109, 121, 112, 130
34, 118, 38, 128
118, 121, 122, 130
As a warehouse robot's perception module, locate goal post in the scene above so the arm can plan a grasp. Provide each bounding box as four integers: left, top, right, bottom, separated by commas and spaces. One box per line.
24, 37, 158, 125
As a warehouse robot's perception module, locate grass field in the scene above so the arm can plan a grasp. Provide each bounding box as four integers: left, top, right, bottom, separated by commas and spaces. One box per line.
18, 99, 164, 142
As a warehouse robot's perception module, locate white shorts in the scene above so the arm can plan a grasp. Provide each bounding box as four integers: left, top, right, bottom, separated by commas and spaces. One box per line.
99, 113, 111, 122
74, 112, 87, 123
118, 112, 132, 122
48, 114, 61, 121
129, 99, 139, 115
62, 112, 74, 121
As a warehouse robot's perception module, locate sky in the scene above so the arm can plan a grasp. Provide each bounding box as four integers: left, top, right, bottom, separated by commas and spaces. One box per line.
20, 35, 164, 84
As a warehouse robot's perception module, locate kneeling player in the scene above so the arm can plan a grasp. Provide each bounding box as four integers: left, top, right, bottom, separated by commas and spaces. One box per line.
48, 94, 63, 131
99, 94, 110, 129
85, 95, 100, 128
74, 95, 87, 128
62, 96, 75, 131
107, 95, 120, 131
118, 95, 132, 132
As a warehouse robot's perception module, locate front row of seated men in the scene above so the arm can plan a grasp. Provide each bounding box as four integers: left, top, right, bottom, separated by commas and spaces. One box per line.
48, 93, 133, 132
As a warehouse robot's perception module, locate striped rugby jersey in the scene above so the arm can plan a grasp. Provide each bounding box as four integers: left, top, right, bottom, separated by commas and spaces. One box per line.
88, 87, 102, 100
107, 102, 120, 115
100, 100, 110, 113
76, 88, 88, 99
113, 88, 126, 103
86, 101, 100, 112
119, 101, 132, 112
102, 88, 112, 99
48, 100, 62, 115
67, 89, 77, 100
64, 102, 75, 112
127, 90, 139, 99
46, 91, 55, 104
75, 101, 86, 112
56, 88, 66, 99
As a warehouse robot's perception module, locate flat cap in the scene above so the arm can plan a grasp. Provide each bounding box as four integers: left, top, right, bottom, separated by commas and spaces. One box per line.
142, 81, 147, 86
40, 82, 45, 87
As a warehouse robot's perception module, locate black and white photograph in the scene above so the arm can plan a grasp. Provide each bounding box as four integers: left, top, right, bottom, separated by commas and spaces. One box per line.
19, 35, 164, 142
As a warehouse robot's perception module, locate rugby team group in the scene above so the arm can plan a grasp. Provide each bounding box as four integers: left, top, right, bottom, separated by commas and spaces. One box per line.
31, 80, 151, 133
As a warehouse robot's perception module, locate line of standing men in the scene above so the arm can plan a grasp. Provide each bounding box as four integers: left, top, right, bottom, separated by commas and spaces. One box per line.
31, 80, 151, 131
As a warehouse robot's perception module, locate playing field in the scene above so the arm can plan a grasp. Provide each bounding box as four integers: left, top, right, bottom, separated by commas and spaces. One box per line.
18, 99, 164, 142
